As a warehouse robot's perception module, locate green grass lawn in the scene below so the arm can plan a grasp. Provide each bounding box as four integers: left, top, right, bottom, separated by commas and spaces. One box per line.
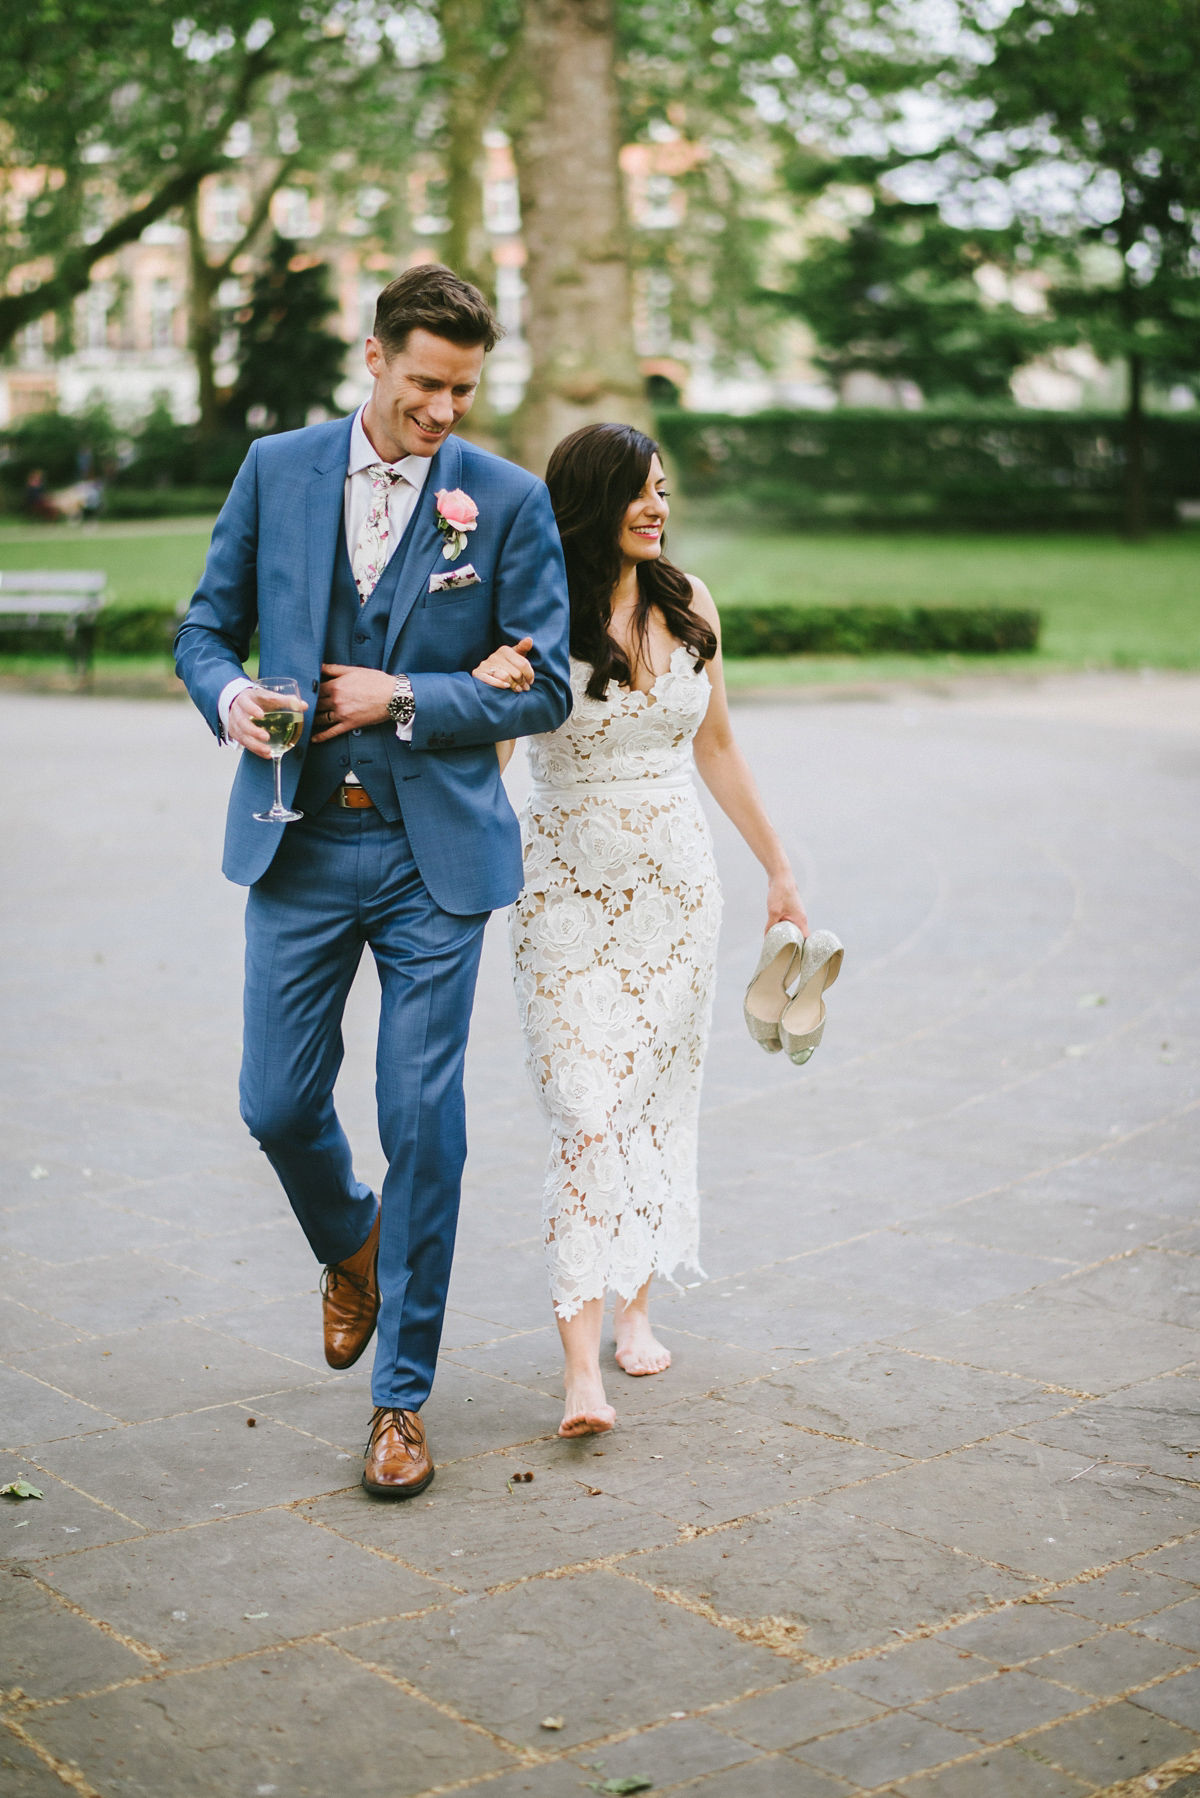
675, 524, 1200, 682
1, 515, 1197, 687
0, 516, 216, 606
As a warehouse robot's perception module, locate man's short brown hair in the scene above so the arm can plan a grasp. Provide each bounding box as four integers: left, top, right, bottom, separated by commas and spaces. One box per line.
372, 264, 502, 357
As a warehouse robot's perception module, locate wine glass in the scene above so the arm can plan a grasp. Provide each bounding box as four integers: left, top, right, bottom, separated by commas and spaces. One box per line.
251, 676, 306, 824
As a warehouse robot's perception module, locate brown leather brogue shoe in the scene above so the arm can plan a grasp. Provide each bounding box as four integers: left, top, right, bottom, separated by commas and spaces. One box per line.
362, 1407, 434, 1498
321, 1209, 380, 1370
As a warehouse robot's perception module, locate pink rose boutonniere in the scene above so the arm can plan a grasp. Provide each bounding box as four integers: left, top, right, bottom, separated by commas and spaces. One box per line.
434, 488, 479, 561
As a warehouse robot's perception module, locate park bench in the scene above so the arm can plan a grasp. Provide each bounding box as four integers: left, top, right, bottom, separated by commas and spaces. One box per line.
0, 570, 107, 685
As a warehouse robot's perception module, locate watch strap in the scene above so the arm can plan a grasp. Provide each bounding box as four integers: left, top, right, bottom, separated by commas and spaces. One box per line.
387, 674, 415, 726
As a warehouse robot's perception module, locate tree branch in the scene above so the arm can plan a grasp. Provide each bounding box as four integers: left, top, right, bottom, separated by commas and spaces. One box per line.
0, 44, 275, 353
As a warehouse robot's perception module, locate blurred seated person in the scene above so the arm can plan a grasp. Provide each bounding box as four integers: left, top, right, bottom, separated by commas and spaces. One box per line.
22, 469, 59, 522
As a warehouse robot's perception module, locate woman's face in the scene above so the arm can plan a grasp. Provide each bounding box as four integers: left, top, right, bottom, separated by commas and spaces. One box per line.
617, 453, 669, 565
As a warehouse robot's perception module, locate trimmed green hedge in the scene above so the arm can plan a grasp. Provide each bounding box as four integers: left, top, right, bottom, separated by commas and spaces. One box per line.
0, 605, 181, 660
103, 488, 231, 519
657, 409, 1200, 530
0, 600, 1039, 662
719, 603, 1040, 656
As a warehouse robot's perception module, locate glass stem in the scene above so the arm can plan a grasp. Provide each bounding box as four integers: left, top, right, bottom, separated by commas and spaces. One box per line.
271, 752, 284, 815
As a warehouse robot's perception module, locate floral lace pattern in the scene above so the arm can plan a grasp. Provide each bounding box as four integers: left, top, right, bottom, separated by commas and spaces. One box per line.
509, 648, 722, 1319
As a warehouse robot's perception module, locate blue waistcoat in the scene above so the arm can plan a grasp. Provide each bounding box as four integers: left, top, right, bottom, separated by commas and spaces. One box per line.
293, 516, 420, 822
174, 419, 573, 912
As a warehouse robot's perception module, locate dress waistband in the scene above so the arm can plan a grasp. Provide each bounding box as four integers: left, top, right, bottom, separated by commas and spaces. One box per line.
529, 769, 695, 804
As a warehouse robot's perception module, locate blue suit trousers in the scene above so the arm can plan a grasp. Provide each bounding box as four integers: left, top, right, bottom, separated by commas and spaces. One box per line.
239, 802, 488, 1410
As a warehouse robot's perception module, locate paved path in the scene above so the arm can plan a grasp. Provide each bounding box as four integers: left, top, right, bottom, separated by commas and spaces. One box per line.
2, 675, 1199, 1798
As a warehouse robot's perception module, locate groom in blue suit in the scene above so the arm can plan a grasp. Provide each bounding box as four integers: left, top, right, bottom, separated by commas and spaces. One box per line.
175, 265, 571, 1496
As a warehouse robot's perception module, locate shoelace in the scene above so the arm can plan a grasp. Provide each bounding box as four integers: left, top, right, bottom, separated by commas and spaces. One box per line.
320, 1261, 372, 1302
368, 1408, 424, 1455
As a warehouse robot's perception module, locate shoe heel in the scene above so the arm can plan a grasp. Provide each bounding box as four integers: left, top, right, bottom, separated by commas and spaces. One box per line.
743, 923, 805, 1053
779, 932, 844, 1065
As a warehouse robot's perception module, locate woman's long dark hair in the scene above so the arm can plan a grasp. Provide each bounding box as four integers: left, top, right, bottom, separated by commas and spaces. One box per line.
545, 422, 717, 701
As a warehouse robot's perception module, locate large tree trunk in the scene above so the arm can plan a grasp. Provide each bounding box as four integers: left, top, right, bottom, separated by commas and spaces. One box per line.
512, 0, 648, 473
185, 197, 222, 437
439, 0, 521, 452
440, 0, 497, 292
1124, 349, 1146, 539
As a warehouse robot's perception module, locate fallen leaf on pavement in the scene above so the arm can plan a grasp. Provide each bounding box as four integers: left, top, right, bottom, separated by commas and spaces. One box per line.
539, 1716, 565, 1731
1, 1481, 44, 1500
587, 1779, 654, 1794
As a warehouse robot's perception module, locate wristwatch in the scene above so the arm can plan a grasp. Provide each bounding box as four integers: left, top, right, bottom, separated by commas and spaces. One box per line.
386, 673, 415, 729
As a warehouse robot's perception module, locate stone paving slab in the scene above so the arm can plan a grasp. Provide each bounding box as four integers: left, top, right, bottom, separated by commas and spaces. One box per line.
1136, 1596, 1200, 1653
26, 1642, 514, 1797
896, 1745, 1094, 1796
3, 673, 1199, 1797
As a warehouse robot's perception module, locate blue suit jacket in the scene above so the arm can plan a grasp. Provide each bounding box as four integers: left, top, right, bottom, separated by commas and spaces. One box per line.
174, 418, 572, 913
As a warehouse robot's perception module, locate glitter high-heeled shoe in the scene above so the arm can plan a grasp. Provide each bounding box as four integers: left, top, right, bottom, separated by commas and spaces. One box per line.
779, 931, 844, 1065
743, 922, 805, 1054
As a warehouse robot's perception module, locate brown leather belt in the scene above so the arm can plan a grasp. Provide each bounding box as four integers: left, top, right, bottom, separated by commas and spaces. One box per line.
335, 783, 375, 810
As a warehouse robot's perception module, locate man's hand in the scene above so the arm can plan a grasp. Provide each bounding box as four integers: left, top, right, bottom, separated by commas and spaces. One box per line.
472, 636, 534, 692
311, 665, 397, 742
228, 686, 309, 759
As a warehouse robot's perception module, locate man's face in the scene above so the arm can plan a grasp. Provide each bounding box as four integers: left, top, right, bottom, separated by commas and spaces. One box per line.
362, 328, 485, 460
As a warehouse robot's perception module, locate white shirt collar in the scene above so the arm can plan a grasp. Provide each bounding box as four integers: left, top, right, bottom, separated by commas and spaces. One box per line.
348, 404, 432, 490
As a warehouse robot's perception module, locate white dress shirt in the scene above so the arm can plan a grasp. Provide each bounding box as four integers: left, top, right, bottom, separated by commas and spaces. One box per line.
217, 405, 432, 749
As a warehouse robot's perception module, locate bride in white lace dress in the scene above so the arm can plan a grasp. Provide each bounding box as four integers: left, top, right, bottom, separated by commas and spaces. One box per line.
483, 425, 807, 1437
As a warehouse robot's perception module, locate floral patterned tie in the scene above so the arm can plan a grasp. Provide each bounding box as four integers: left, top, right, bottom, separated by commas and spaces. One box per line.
352, 464, 406, 603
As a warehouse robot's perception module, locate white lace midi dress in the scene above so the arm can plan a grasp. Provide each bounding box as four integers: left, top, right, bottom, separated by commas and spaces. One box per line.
509, 648, 723, 1320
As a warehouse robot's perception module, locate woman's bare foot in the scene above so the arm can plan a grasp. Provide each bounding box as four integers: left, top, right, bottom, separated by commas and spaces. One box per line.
613, 1287, 672, 1376
555, 1295, 616, 1437
560, 1375, 616, 1438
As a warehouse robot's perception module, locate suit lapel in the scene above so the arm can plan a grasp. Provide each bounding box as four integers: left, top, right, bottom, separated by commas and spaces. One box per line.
382, 435, 463, 669
306, 416, 355, 653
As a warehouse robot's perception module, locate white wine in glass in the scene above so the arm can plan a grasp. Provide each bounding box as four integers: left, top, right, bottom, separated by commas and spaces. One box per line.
252, 676, 306, 823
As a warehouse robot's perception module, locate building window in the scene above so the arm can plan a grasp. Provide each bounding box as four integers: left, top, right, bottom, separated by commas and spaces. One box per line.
81, 282, 114, 351
272, 187, 319, 239
208, 185, 245, 243
484, 177, 520, 237
358, 277, 380, 344
151, 279, 177, 350
634, 268, 674, 357
18, 317, 48, 368
494, 264, 525, 335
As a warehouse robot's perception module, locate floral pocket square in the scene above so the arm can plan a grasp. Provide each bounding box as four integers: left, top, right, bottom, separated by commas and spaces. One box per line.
429, 563, 481, 593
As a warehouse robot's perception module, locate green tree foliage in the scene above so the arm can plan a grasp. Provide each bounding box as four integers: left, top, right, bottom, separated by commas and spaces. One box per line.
223, 235, 345, 431
775, 196, 1053, 400
0, 1, 441, 355
959, 0, 1200, 530
0, 400, 118, 491
427, 0, 915, 381
439, 0, 523, 289
611, 0, 894, 373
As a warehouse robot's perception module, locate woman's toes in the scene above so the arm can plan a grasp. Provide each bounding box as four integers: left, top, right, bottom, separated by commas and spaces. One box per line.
615, 1337, 671, 1377
559, 1406, 614, 1438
